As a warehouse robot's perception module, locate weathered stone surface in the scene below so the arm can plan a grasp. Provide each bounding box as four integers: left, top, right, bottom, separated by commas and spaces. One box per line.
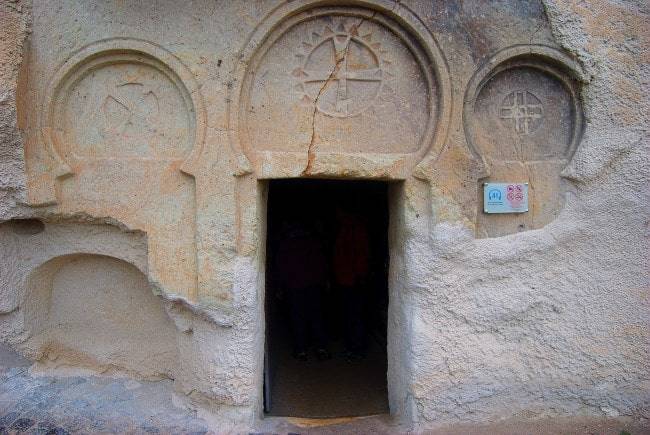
0, 347, 644, 434
0, 0, 648, 431
0, 0, 30, 219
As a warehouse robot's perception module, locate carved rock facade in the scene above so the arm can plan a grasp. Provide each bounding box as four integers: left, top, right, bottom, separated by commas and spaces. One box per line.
0, 0, 648, 430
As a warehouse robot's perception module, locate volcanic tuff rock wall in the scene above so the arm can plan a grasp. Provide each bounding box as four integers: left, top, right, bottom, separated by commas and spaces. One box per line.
0, 0, 648, 429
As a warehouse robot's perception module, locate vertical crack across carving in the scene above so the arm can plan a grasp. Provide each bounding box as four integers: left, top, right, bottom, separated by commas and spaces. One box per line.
302, 38, 351, 175
302, 15, 375, 175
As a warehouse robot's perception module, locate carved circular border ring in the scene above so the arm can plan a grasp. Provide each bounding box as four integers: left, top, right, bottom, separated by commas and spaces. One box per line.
462, 45, 586, 176
41, 38, 206, 177
228, 0, 451, 178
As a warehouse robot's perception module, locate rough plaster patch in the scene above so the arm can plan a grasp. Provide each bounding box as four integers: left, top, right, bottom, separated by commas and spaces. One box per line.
543, 0, 650, 181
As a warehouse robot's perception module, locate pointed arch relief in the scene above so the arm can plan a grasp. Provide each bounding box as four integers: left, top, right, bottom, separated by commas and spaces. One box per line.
228, 1, 451, 179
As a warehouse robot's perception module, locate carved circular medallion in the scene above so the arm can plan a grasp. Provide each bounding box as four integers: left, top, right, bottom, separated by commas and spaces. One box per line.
463, 46, 585, 166
229, 3, 451, 179
294, 21, 391, 118
42, 39, 205, 175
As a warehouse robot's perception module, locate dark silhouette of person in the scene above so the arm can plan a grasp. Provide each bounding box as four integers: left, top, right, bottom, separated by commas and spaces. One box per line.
275, 219, 330, 361
333, 206, 370, 360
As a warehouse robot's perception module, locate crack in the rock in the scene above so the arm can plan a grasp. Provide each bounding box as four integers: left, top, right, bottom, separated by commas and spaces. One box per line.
301, 52, 346, 175
301, 14, 377, 175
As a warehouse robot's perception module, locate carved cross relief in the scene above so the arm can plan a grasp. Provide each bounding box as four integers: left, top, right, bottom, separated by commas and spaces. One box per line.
499, 90, 544, 135
292, 21, 387, 118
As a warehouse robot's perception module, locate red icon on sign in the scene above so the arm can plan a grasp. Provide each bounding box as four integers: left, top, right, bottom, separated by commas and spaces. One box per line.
506, 184, 524, 206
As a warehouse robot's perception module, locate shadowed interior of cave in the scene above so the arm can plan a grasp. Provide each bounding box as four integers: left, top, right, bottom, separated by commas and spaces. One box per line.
264, 179, 390, 418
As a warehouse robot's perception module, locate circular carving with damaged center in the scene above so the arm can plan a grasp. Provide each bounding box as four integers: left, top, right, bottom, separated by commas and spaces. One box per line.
61, 60, 193, 160
41, 38, 206, 175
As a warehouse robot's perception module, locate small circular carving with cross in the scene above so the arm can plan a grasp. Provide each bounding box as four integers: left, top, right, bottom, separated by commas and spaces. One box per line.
292, 20, 390, 118
499, 90, 544, 135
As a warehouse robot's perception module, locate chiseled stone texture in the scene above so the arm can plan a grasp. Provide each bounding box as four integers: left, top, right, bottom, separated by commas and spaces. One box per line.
0, 0, 648, 431
0, 0, 29, 219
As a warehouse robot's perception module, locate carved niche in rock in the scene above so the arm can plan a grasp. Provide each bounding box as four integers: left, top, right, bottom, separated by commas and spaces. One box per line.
230, 5, 450, 178
33, 39, 205, 302
464, 46, 584, 237
23, 254, 179, 379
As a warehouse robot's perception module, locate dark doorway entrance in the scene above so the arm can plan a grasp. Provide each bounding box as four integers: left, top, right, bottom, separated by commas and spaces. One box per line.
264, 179, 390, 418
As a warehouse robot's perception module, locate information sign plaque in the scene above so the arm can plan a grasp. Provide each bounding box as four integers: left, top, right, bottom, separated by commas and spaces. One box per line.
483, 183, 529, 214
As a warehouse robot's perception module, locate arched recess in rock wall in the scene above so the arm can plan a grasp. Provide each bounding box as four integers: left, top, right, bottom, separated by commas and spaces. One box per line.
20, 38, 203, 303
463, 45, 586, 237
22, 254, 179, 379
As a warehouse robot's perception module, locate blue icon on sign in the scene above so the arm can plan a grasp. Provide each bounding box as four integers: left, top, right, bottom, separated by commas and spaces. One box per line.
488, 189, 502, 201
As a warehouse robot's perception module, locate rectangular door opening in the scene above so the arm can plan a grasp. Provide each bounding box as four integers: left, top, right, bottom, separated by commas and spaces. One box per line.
264, 179, 390, 418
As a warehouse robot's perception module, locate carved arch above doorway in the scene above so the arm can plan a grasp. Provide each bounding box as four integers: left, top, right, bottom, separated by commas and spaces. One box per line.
228, 1, 452, 180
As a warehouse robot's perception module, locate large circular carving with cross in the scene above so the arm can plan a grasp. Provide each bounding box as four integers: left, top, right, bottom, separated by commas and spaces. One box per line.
231, 4, 450, 179
294, 20, 389, 118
